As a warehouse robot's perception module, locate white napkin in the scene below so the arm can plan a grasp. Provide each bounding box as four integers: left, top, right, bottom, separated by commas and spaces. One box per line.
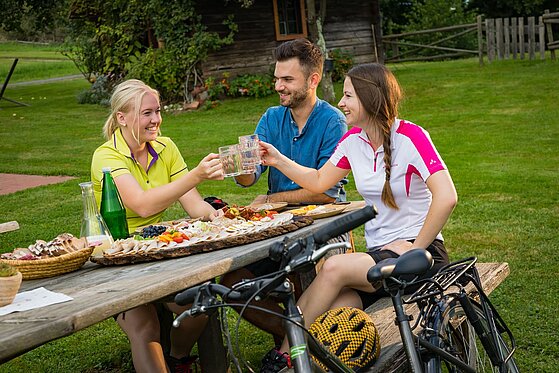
0, 287, 73, 316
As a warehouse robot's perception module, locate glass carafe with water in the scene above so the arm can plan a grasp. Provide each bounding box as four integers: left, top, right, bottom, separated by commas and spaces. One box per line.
80, 181, 114, 257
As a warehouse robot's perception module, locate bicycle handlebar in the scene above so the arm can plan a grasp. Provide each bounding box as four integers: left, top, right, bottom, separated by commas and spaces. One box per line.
175, 283, 245, 306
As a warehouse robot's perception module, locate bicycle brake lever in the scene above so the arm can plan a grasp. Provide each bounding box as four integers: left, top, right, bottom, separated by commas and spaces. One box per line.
173, 306, 204, 327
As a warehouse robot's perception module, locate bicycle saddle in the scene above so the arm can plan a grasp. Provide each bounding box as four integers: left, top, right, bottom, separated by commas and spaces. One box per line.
366, 248, 433, 283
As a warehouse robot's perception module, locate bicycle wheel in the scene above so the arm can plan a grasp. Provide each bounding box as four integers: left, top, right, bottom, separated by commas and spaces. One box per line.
423, 297, 519, 373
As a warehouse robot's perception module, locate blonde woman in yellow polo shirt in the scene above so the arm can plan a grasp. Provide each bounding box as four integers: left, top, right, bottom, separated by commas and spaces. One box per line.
91, 79, 224, 373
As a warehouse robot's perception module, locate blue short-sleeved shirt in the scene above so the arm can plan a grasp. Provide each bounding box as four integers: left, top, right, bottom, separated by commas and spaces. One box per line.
252, 98, 348, 201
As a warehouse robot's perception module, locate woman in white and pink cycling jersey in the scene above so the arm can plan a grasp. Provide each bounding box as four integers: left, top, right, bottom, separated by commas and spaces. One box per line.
258, 63, 458, 363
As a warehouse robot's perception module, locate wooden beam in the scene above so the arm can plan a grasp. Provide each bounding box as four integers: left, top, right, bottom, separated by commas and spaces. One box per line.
542, 11, 559, 19
382, 23, 477, 39
382, 40, 477, 54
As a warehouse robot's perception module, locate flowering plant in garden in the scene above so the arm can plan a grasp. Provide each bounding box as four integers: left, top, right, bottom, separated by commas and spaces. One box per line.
228, 74, 275, 98
204, 73, 230, 101
204, 73, 274, 101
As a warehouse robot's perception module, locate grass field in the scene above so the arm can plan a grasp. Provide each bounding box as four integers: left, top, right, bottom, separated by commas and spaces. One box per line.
0, 44, 558, 372
0, 41, 79, 83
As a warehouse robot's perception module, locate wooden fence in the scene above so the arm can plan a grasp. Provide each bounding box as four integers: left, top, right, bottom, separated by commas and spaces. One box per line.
379, 10, 558, 65
381, 23, 478, 63
484, 12, 558, 62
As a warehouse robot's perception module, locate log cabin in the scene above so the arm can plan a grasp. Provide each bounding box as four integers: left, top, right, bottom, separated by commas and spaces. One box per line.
197, 0, 378, 78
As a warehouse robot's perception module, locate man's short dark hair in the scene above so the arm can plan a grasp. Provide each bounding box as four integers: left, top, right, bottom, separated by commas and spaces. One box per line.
274, 38, 324, 78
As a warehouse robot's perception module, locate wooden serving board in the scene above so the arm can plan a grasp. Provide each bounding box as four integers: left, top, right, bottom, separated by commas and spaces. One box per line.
339, 200, 366, 212
90, 216, 313, 266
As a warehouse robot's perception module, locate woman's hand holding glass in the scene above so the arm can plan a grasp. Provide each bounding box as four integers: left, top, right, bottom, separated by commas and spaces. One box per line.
192, 153, 225, 181
258, 141, 285, 167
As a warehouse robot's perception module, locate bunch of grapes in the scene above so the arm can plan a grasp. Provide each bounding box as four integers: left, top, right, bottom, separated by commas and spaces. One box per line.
140, 225, 167, 238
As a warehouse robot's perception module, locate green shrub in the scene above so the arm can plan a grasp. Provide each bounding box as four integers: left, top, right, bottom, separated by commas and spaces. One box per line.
62, 0, 237, 103
329, 48, 354, 82
76, 75, 112, 105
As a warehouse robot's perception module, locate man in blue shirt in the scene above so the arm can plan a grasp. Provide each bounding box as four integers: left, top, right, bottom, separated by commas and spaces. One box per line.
234, 38, 347, 204
224, 39, 348, 370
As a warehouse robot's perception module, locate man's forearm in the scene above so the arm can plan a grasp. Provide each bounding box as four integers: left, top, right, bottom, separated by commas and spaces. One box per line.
234, 173, 256, 187
267, 189, 335, 204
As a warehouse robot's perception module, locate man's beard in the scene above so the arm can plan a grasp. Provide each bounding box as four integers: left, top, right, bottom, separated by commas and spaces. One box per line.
279, 82, 309, 109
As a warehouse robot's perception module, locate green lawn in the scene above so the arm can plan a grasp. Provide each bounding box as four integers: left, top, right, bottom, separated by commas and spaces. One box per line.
0, 52, 558, 372
0, 41, 80, 83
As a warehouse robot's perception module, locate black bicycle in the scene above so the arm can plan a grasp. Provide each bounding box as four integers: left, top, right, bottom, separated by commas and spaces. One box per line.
174, 206, 378, 372
174, 205, 519, 372
367, 249, 519, 372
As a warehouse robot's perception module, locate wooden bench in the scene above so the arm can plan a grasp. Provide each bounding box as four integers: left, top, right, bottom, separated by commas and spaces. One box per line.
365, 262, 510, 373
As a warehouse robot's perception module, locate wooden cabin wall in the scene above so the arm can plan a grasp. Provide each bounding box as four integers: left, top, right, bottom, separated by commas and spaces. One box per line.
198, 0, 375, 78
323, 0, 376, 65
198, 1, 278, 77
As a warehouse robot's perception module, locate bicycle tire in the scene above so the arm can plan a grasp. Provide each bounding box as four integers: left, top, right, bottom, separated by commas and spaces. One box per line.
423, 297, 519, 373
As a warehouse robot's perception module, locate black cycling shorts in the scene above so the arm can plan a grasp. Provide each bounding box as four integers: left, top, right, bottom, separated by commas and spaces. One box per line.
357, 240, 449, 309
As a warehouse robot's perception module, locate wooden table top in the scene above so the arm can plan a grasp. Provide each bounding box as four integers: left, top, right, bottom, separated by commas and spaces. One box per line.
0, 214, 341, 363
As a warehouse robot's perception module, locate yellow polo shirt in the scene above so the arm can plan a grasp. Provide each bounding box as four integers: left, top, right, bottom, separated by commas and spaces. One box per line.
91, 129, 189, 233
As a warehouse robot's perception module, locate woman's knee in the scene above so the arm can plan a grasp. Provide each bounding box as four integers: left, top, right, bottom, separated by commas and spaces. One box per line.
117, 305, 161, 342
318, 254, 356, 281
132, 319, 160, 342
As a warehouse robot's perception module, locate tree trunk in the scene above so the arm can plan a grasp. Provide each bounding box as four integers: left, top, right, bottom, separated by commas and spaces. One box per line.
306, 0, 336, 103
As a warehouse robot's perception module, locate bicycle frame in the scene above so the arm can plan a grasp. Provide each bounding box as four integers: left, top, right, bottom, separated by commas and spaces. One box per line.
271, 277, 354, 373
384, 279, 475, 373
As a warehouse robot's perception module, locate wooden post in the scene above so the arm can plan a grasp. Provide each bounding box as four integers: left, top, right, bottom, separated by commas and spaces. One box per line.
528, 16, 536, 60
539, 16, 546, 59
545, 9, 557, 60
504, 18, 510, 59
371, 24, 379, 63
477, 15, 484, 66
512, 17, 518, 59
496, 18, 503, 60
486, 19, 495, 62
519, 17, 525, 60
392, 38, 399, 61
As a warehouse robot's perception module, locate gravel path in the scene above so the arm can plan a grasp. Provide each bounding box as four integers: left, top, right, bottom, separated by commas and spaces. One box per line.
10, 74, 83, 86
0, 173, 75, 195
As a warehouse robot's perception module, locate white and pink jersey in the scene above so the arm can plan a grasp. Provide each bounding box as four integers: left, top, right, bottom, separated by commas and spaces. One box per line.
330, 119, 447, 249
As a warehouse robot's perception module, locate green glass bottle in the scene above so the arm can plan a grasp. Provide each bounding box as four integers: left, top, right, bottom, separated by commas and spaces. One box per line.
100, 167, 129, 240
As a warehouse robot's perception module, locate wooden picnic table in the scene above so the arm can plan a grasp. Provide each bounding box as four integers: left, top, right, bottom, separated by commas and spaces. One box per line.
0, 213, 343, 364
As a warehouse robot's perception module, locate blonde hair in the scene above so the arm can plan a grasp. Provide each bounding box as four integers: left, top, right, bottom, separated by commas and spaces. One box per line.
347, 63, 403, 210
102, 79, 160, 142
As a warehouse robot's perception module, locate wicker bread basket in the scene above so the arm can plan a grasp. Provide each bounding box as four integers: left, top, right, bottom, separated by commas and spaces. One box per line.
0, 247, 94, 280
